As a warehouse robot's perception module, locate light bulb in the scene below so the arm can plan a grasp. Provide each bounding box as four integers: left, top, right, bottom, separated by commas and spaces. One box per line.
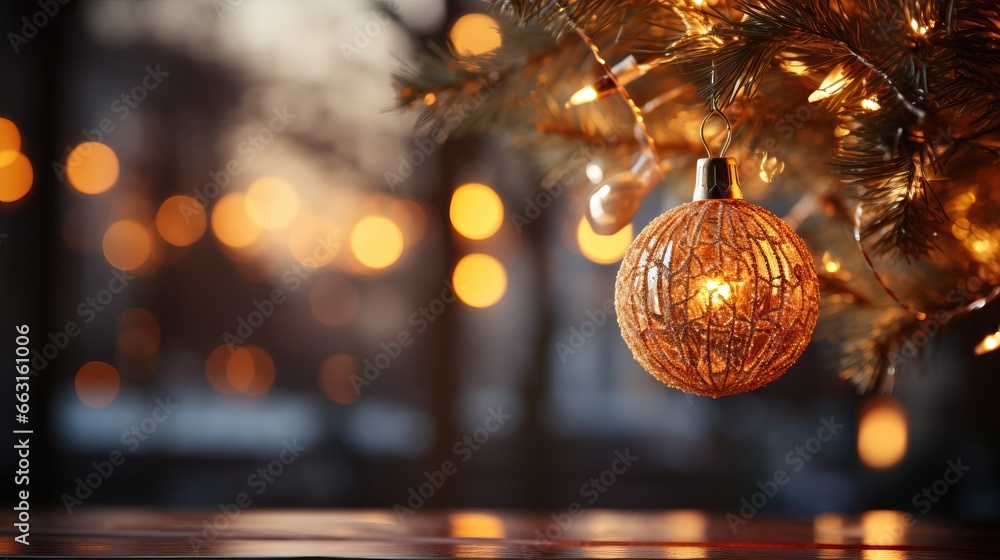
585, 154, 663, 235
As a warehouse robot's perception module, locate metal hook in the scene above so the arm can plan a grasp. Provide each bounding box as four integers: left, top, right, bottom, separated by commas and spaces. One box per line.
700, 108, 731, 157
700, 65, 732, 157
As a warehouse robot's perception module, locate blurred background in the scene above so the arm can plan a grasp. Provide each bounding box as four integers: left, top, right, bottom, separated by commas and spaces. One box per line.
0, 0, 997, 525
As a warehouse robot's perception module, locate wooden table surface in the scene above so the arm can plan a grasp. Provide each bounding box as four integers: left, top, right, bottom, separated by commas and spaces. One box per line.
3, 508, 997, 558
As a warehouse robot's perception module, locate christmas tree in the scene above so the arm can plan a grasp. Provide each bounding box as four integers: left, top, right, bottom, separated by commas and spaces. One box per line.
394, 0, 1000, 394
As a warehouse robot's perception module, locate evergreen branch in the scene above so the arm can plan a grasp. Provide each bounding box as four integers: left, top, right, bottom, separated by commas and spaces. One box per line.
837, 143, 946, 260
491, 0, 671, 40
392, 21, 564, 135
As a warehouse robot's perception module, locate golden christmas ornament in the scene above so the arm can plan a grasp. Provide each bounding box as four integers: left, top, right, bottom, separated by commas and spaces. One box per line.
615, 156, 820, 397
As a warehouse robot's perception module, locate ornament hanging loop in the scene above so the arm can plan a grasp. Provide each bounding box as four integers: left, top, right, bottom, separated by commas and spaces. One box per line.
700, 107, 732, 158
700, 66, 732, 158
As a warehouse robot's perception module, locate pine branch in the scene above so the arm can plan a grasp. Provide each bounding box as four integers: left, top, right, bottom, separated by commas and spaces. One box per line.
836, 141, 947, 259
837, 310, 918, 394
392, 21, 562, 134
492, 0, 672, 40
667, 0, 927, 110
931, 0, 1000, 130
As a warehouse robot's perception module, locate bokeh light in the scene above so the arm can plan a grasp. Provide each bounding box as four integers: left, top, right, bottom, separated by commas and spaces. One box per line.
75, 361, 121, 408
858, 399, 908, 469
318, 354, 359, 404
245, 176, 300, 231
350, 216, 404, 270
0, 117, 20, 153
117, 308, 161, 359
103, 220, 153, 271
449, 13, 502, 56
975, 331, 1000, 355
156, 195, 208, 247
0, 152, 33, 203
577, 217, 632, 264
449, 183, 504, 240
211, 193, 262, 248
309, 276, 360, 326
453, 253, 506, 308
226, 346, 275, 397
861, 510, 907, 546
0, 117, 22, 171
0, 150, 17, 168
289, 215, 339, 267
449, 512, 506, 538
66, 142, 119, 194
206, 345, 235, 394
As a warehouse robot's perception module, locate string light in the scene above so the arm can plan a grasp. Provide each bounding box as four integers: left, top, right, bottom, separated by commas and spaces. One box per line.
861, 96, 881, 111
974, 331, 1000, 355
568, 86, 598, 106
808, 64, 848, 103
779, 58, 807, 75
822, 251, 841, 274
566, 54, 663, 107
758, 154, 785, 183
561, 2, 664, 246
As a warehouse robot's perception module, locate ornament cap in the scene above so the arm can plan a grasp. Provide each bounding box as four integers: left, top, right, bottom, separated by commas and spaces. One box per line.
693, 157, 743, 201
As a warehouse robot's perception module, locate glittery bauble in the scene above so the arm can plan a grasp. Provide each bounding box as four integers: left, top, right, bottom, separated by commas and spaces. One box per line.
615, 198, 820, 397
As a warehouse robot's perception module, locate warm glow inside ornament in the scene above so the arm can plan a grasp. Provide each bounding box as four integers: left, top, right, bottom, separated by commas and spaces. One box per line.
612, 109, 820, 398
